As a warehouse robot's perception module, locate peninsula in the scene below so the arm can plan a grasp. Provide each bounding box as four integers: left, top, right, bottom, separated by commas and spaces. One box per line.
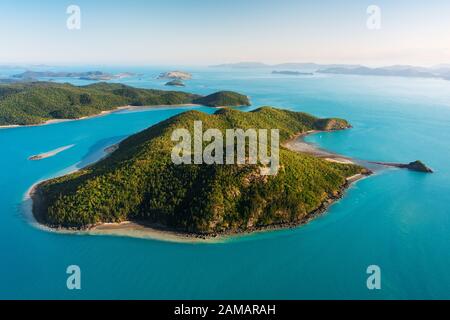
165, 79, 186, 87
0, 82, 249, 126
28, 145, 75, 161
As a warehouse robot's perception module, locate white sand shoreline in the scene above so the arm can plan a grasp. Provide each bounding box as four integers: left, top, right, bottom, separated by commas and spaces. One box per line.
23, 128, 369, 243
0, 104, 201, 129
22, 136, 220, 243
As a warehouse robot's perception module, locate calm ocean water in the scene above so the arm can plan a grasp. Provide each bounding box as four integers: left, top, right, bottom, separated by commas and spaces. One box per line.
1, 67, 449, 299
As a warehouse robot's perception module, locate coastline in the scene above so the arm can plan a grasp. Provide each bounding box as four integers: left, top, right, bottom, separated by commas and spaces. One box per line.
283, 130, 357, 164
27, 170, 369, 244
0, 104, 201, 129
25, 129, 371, 243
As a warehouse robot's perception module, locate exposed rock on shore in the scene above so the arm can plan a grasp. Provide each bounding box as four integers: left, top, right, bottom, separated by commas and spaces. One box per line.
165, 79, 185, 87
370, 160, 433, 173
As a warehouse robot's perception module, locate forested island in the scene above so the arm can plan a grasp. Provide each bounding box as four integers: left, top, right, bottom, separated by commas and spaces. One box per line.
0, 82, 249, 126
165, 79, 186, 87
32, 107, 368, 236
192, 91, 251, 107
13, 70, 137, 81
272, 71, 314, 76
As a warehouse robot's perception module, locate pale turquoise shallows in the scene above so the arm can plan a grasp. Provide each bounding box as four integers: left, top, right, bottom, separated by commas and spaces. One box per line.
1, 67, 449, 299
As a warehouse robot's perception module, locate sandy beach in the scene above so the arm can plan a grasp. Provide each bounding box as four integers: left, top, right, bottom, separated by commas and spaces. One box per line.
87, 221, 223, 243
23, 127, 371, 243
283, 131, 371, 184
283, 131, 356, 164
0, 104, 201, 130
28, 144, 75, 161
23, 136, 218, 244
25, 180, 218, 243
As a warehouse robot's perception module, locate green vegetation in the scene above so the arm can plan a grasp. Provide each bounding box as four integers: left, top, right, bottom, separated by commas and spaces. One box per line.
34, 107, 364, 235
314, 118, 352, 130
0, 82, 248, 125
165, 80, 185, 87
193, 91, 250, 107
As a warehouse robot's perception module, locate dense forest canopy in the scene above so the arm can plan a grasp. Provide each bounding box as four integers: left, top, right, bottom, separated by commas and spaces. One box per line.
0, 82, 249, 125
34, 107, 364, 235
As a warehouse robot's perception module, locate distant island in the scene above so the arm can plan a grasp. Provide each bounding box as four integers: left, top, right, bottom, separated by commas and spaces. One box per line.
157, 71, 192, 80
0, 78, 28, 84
272, 71, 314, 76
0, 82, 250, 126
31, 107, 368, 237
80, 72, 136, 81
210, 62, 361, 70
370, 160, 433, 173
317, 65, 450, 81
165, 79, 185, 87
210, 62, 450, 81
13, 70, 137, 81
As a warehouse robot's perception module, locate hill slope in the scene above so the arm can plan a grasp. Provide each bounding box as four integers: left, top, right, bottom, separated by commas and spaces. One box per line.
193, 91, 250, 107
0, 82, 248, 125
33, 107, 365, 235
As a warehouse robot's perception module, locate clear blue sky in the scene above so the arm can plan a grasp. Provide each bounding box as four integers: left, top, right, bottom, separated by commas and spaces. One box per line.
1, 0, 449, 66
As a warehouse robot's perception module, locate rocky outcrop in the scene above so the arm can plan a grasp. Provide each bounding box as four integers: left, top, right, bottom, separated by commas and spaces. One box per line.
403, 160, 433, 173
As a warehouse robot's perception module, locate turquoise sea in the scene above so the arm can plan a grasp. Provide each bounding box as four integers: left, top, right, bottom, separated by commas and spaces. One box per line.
1, 67, 450, 299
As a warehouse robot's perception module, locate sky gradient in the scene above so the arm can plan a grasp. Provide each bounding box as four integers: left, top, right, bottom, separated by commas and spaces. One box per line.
1, 0, 449, 66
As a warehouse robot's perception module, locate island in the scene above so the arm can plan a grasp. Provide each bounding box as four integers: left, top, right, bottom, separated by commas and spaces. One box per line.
165, 79, 185, 87
272, 71, 314, 76
210, 62, 361, 70
31, 107, 369, 237
0, 82, 250, 126
13, 70, 137, 81
0, 78, 33, 84
157, 71, 192, 80
211, 62, 450, 81
317, 65, 450, 81
210, 62, 269, 69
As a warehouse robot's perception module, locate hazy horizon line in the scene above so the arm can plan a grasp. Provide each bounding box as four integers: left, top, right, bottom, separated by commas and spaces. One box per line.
1, 61, 449, 69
